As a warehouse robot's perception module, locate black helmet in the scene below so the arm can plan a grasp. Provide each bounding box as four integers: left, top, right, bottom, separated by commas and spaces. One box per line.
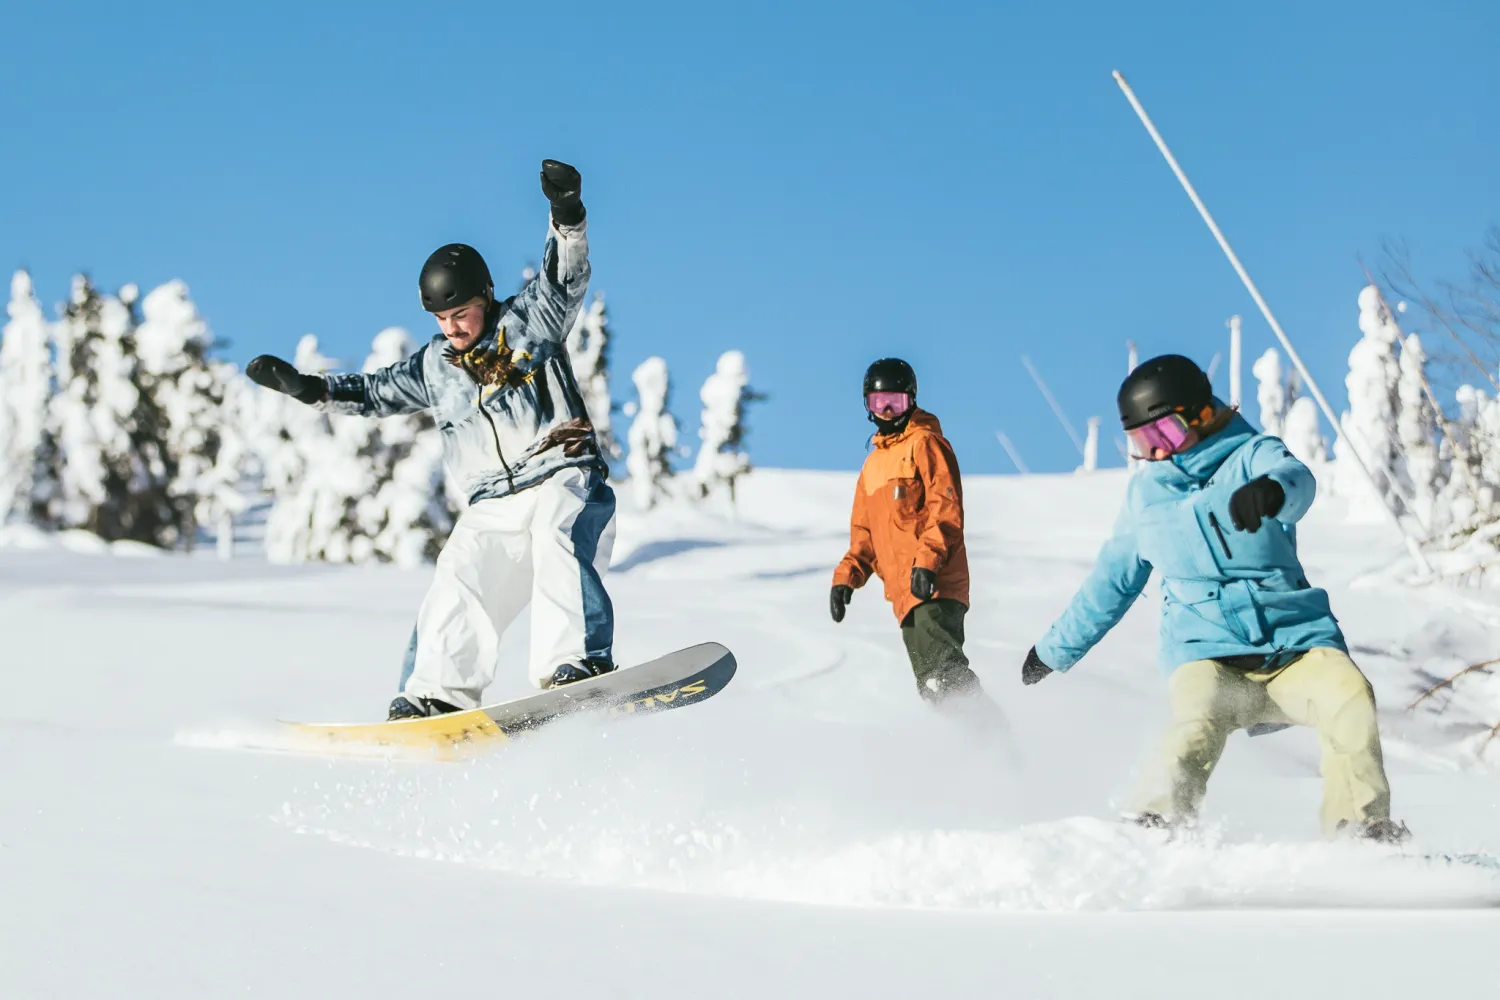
1117, 354, 1213, 429
863, 357, 917, 397
419, 243, 494, 313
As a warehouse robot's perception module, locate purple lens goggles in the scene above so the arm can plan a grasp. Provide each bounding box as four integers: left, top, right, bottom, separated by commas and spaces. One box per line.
1126, 412, 1198, 460
866, 391, 913, 418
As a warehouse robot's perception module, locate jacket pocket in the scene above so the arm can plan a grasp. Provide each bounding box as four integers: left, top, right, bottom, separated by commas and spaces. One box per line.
1164, 578, 1251, 644
891, 477, 924, 522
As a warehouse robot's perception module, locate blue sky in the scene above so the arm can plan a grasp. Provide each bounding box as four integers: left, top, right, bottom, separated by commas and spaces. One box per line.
3, 0, 1497, 474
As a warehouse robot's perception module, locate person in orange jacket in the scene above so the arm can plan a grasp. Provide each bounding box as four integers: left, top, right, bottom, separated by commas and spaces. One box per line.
830, 358, 984, 704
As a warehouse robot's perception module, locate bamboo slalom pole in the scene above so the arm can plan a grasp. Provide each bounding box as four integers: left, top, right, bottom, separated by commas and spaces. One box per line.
1111, 70, 1433, 574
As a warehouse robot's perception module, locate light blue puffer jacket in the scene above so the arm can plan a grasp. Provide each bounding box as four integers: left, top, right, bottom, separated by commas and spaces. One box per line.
1036, 410, 1345, 675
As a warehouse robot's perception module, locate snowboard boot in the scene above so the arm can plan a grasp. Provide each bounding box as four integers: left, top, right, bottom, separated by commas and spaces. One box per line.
547, 658, 617, 689
1338, 817, 1412, 845
387, 695, 462, 721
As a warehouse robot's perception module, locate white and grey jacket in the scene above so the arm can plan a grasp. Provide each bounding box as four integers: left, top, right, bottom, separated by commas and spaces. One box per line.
319, 220, 603, 504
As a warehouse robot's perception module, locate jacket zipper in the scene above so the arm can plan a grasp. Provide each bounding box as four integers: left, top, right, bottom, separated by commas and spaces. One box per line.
464, 359, 516, 491
1208, 512, 1234, 559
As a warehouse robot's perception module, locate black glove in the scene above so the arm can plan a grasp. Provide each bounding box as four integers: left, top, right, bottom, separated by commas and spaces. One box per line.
1228, 476, 1286, 533
1022, 646, 1054, 686
540, 159, 585, 227
246, 355, 327, 405
911, 567, 937, 601
830, 585, 853, 623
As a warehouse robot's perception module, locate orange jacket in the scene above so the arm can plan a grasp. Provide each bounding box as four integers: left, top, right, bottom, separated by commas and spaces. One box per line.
833, 409, 969, 623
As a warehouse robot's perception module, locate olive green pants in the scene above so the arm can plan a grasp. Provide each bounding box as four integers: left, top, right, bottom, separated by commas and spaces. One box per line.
900, 599, 981, 702
1135, 647, 1392, 836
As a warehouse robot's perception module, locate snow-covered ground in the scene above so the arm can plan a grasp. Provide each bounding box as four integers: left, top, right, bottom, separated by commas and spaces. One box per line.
5, 469, 1500, 999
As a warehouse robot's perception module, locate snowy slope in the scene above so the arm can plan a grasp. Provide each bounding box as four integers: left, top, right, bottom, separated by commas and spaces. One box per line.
4, 469, 1500, 999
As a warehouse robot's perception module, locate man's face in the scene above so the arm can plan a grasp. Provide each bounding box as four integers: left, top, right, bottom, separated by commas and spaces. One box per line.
434, 296, 490, 352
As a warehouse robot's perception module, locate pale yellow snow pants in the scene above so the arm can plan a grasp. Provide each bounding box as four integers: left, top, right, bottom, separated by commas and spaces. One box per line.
1136, 648, 1391, 836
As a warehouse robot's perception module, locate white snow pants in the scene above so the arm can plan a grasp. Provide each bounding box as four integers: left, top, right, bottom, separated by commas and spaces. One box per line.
401, 466, 617, 708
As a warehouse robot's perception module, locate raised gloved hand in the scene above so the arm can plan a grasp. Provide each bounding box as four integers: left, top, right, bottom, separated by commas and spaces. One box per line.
1228, 476, 1286, 533
246, 355, 327, 405
911, 567, 937, 601
540, 159, 585, 227
829, 585, 853, 623
1022, 646, 1054, 686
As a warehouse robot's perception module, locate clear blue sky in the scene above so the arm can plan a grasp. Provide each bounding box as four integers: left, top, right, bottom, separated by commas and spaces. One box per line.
4, 0, 1496, 474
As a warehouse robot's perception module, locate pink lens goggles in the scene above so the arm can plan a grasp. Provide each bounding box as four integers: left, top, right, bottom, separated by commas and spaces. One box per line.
866, 391, 913, 419
1126, 412, 1199, 461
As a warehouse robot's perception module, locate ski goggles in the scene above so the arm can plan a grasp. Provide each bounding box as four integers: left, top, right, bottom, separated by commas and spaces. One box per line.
866, 391, 913, 419
1125, 412, 1200, 461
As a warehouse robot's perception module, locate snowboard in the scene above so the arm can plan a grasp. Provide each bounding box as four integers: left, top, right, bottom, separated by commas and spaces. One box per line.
281, 641, 736, 761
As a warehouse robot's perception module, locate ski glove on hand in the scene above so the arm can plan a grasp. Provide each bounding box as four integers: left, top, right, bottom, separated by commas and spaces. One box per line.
1228, 476, 1286, 533
247, 355, 327, 405
1021, 646, 1054, 686
540, 159, 585, 227
911, 567, 937, 602
829, 585, 853, 623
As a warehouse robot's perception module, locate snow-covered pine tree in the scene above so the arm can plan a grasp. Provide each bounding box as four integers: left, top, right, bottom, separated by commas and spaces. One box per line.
625, 356, 678, 509
1334, 285, 1405, 522
135, 280, 246, 550
0, 271, 59, 526
1282, 397, 1329, 472
48, 277, 180, 544
1395, 332, 1439, 527
1443, 385, 1497, 529
693, 350, 761, 505
1251, 348, 1288, 438
565, 293, 619, 459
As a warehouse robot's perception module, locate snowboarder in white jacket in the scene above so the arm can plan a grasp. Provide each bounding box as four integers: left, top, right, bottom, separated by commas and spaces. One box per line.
247, 160, 617, 720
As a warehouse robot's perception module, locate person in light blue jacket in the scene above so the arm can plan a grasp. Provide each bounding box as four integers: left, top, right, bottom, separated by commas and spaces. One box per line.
1020, 355, 1407, 843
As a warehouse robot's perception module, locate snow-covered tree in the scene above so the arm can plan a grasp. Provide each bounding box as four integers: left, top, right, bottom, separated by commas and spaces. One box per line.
1446, 385, 1500, 527
1282, 397, 1328, 472
693, 350, 761, 504
263, 335, 355, 563
135, 280, 246, 550
565, 292, 618, 459
48, 277, 180, 544
1334, 285, 1405, 522
1251, 348, 1288, 438
1396, 332, 1439, 526
0, 271, 58, 525
625, 356, 678, 509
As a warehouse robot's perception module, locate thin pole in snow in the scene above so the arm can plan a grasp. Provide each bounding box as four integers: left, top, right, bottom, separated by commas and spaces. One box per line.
1228, 314, 1243, 409
1111, 70, 1432, 574
995, 431, 1031, 474
1021, 355, 1087, 457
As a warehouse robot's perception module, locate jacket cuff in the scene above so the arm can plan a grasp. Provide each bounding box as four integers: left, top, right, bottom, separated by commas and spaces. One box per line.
551, 211, 588, 239
316, 373, 366, 415
1034, 635, 1078, 673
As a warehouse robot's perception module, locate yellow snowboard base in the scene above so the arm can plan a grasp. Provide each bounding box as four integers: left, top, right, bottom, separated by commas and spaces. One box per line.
282, 709, 508, 762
